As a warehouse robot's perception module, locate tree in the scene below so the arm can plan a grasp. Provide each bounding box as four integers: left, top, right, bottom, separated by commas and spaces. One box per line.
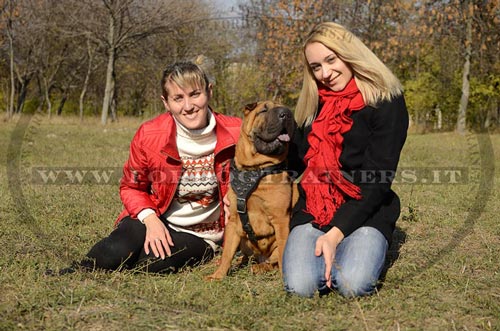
241, 0, 331, 105
413, 0, 500, 131
6, 0, 41, 114
67, 0, 209, 124
1, 0, 497, 128
79, 36, 99, 121
4, 0, 16, 118
456, 2, 472, 134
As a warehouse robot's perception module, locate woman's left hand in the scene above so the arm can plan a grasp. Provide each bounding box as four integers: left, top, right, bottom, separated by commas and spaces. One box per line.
315, 227, 344, 288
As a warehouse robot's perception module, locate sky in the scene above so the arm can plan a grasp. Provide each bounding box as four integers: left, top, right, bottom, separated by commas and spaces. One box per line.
213, 0, 240, 15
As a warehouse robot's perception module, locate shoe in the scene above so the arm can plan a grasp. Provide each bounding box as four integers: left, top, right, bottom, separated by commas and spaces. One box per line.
55, 258, 97, 275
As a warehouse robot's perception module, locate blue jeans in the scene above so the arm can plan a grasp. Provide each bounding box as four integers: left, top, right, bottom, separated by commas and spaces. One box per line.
282, 224, 388, 298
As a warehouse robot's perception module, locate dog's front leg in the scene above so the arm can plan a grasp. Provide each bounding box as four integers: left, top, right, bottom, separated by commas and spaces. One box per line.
273, 216, 290, 275
206, 220, 241, 280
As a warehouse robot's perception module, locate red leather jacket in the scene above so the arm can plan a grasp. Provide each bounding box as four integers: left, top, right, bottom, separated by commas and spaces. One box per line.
115, 111, 241, 226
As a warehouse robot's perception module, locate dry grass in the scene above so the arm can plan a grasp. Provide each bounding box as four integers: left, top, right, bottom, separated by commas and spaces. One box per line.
0, 114, 498, 330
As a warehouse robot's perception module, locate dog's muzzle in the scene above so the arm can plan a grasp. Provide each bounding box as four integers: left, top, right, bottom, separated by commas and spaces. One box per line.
253, 106, 295, 156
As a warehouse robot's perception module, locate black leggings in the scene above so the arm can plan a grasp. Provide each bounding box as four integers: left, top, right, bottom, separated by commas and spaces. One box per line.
85, 217, 215, 273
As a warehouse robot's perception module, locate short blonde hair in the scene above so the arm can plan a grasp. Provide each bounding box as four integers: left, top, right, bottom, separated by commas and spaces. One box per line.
161, 62, 210, 99
295, 22, 403, 127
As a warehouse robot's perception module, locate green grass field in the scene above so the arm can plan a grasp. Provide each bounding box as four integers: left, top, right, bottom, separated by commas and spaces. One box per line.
1, 114, 498, 331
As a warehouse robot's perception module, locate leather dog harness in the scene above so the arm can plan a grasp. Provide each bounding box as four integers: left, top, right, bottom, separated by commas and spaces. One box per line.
230, 159, 287, 243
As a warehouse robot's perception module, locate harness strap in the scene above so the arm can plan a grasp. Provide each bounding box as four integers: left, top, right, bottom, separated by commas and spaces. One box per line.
230, 159, 286, 243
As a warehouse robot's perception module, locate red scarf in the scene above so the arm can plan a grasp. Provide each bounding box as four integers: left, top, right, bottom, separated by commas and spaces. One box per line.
302, 78, 365, 228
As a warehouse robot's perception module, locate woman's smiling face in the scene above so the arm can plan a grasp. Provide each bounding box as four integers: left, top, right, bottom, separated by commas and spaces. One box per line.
161, 81, 212, 130
305, 42, 353, 92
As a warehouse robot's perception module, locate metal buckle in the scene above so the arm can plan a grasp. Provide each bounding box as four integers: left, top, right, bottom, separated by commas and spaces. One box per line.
236, 197, 247, 214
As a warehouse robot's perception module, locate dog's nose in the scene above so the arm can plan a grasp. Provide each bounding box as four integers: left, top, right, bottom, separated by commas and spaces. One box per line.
275, 107, 291, 120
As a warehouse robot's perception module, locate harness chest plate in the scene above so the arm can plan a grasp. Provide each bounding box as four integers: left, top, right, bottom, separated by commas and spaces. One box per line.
230, 159, 286, 242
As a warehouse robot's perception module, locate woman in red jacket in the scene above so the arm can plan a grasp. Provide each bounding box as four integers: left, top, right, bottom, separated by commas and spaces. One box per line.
81, 61, 241, 273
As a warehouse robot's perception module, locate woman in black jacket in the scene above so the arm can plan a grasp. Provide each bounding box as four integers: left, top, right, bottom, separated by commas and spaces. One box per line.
283, 22, 409, 298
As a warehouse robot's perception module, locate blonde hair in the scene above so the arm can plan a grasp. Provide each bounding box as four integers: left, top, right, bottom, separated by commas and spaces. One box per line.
161, 61, 210, 99
295, 22, 403, 127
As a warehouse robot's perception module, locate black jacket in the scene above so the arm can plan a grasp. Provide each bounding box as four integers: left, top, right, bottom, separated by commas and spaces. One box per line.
288, 94, 409, 244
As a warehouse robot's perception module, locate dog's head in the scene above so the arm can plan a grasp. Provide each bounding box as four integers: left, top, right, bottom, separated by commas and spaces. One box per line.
236, 101, 295, 167
243, 101, 295, 156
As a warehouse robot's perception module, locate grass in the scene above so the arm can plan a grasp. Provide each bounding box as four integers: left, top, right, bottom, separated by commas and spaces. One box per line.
0, 114, 499, 331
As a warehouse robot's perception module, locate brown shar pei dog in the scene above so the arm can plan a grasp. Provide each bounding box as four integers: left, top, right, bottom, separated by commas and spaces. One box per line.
207, 101, 296, 280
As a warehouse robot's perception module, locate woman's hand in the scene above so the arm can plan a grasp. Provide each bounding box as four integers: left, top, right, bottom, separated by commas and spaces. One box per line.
315, 226, 344, 288
222, 194, 231, 225
143, 214, 174, 259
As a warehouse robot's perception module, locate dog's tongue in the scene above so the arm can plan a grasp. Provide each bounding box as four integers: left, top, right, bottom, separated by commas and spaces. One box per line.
277, 134, 290, 142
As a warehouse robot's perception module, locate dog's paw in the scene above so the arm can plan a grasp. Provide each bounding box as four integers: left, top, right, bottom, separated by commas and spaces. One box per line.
205, 273, 225, 281
250, 262, 276, 274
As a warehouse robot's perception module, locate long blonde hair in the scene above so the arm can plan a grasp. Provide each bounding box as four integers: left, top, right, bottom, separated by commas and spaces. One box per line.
295, 22, 403, 127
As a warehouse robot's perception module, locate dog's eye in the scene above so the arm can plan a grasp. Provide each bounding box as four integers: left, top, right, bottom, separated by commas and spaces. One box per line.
245, 102, 258, 112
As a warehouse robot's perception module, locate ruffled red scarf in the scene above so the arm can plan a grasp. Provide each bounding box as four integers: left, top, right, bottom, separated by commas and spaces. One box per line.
302, 78, 365, 228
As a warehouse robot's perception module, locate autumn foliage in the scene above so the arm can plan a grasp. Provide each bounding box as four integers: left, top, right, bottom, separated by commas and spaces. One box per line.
0, 0, 498, 130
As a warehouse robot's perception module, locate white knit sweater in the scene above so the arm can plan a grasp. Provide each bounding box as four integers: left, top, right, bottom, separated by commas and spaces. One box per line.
163, 111, 223, 249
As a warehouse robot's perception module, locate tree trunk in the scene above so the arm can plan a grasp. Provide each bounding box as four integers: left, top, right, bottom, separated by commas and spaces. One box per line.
80, 38, 94, 122
436, 106, 442, 130
16, 76, 31, 113
110, 90, 117, 122
456, 7, 472, 135
101, 17, 116, 125
43, 77, 52, 118
57, 92, 67, 116
7, 0, 15, 119
79, 74, 89, 121
110, 68, 117, 122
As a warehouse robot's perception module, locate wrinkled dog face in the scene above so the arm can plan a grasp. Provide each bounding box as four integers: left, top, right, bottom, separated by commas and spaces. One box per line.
246, 101, 295, 156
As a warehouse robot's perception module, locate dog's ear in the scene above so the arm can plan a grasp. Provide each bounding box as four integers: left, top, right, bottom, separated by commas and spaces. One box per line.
244, 102, 259, 112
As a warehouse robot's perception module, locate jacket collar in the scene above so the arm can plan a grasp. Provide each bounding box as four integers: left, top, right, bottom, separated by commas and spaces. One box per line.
213, 114, 238, 153
160, 113, 180, 160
